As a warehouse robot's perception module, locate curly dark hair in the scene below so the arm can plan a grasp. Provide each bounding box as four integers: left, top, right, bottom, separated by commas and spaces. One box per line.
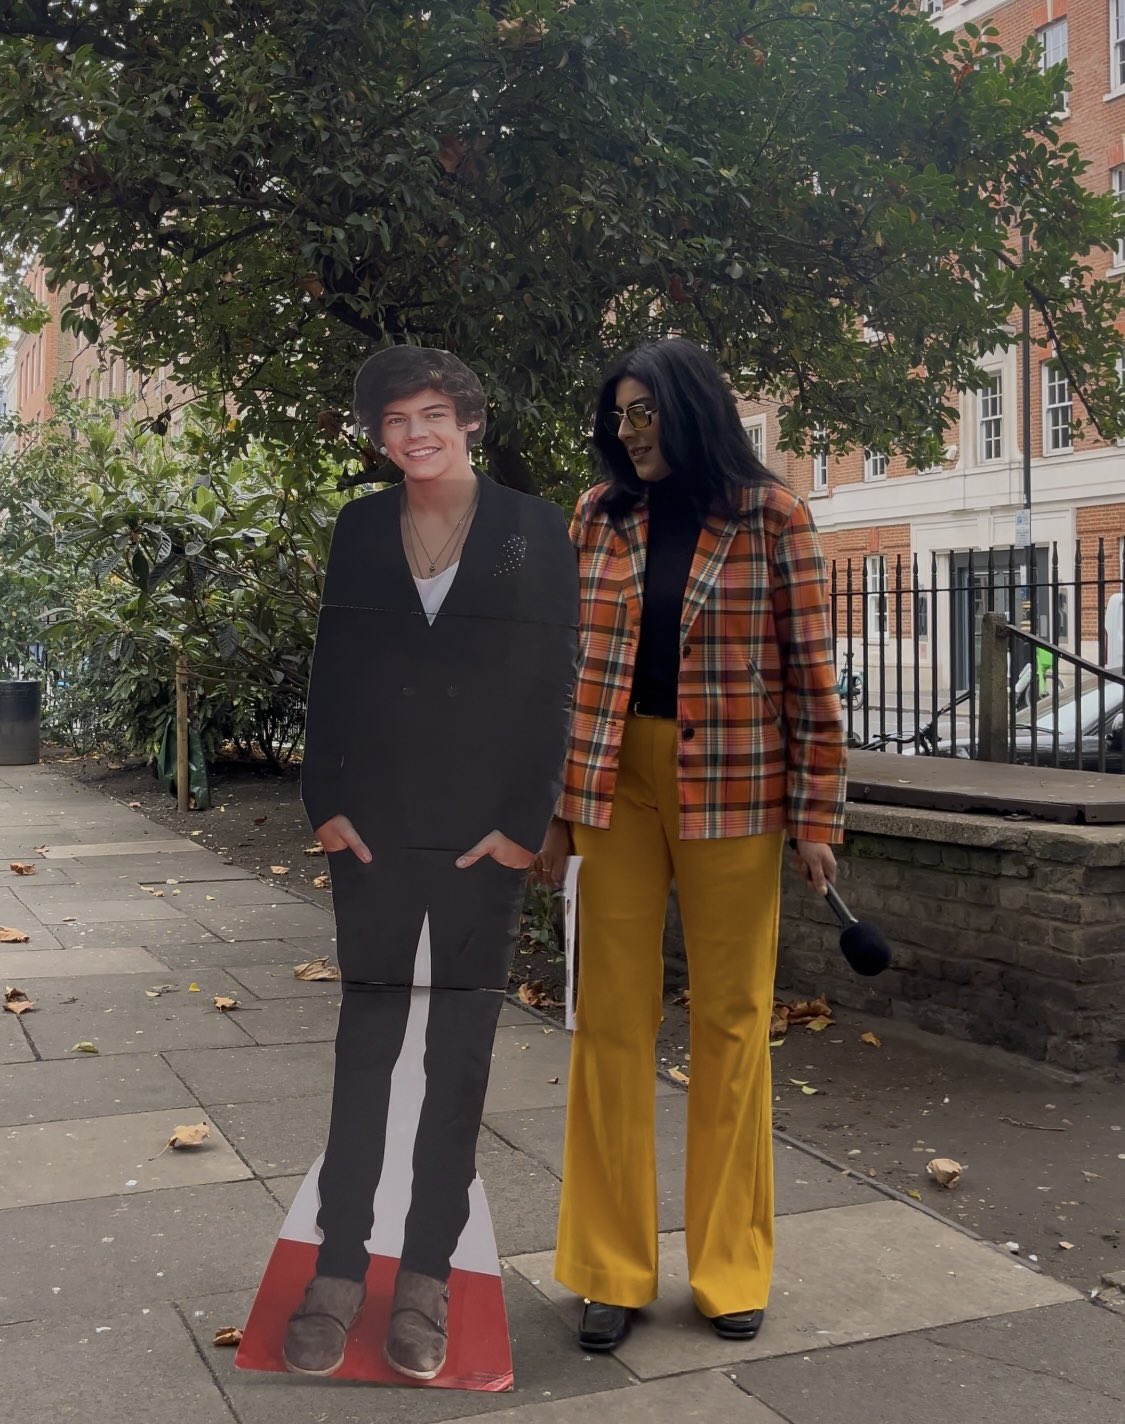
354, 346, 487, 447
592, 338, 779, 527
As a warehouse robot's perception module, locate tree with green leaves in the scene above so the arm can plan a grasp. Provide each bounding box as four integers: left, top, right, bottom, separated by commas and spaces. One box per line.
2, 395, 346, 760
1, 0, 1123, 482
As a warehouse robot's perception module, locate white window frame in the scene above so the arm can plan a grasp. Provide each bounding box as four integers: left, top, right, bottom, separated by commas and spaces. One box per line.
1113, 166, 1125, 270
865, 554, 888, 641
920, 0, 942, 15
1037, 18, 1069, 116
1042, 361, 1072, 454
741, 415, 767, 463
811, 431, 829, 493
1114, 0, 1125, 94
978, 373, 1003, 462
863, 448, 888, 482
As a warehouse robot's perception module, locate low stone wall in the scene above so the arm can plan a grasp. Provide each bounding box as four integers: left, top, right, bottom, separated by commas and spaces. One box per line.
773, 806, 1125, 1074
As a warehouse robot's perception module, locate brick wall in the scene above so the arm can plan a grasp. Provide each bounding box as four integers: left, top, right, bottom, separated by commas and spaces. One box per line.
775, 804, 1125, 1074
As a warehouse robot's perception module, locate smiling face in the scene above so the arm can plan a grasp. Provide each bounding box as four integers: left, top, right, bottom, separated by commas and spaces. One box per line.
379, 386, 479, 483
611, 376, 673, 483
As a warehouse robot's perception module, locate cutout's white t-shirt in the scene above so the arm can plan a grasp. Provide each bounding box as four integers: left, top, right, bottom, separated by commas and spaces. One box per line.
413, 560, 459, 626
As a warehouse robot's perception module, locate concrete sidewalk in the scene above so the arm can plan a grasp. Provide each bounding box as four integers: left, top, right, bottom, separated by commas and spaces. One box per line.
2, 763, 1122, 1424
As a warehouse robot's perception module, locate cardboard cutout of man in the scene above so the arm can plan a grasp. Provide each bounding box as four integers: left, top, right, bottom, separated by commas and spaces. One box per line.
235, 348, 577, 1389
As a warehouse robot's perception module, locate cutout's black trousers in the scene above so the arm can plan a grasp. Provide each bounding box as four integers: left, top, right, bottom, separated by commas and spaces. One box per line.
315, 847, 525, 1284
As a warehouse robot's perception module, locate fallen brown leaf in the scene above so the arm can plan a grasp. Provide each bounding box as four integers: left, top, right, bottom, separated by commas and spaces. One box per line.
517, 980, 561, 1009
860, 1031, 883, 1048
806, 1014, 832, 1032
312, 873, 330, 890
128, 801, 142, 809
3, 987, 34, 1016
269, 865, 290, 876
294, 956, 341, 982
70, 1041, 99, 1054
673, 988, 691, 1009
771, 994, 832, 1038
907, 1189, 922, 1201
303, 844, 325, 857
253, 816, 268, 825
212, 1326, 243, 1348
0, 926, 31, 943
144, 887, 165, 898
213, 995, 240, 1012
33, 845, 48, 855
668, 1066, 690, 1086
1058, 1240, 1075, 1250
8, 862, 36, 876
165, 1122, 210, 1151
926, 1157, 964, 1189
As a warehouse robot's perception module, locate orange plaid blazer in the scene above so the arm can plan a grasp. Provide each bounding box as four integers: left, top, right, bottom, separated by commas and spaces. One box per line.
558, 479, 846, 843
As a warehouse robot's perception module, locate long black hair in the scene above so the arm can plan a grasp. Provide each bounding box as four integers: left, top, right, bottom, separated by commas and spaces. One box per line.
592, 338, 779, 526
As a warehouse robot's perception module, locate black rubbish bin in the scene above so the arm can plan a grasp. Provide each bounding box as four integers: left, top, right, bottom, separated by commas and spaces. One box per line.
0, 680, 42, 765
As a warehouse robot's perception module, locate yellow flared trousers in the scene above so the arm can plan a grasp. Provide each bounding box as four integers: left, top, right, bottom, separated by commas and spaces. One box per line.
555, 716, 782, 1318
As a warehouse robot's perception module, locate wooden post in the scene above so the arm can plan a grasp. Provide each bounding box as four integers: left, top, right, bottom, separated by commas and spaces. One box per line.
978, 611, 1009, 762
175, 654, 190, 813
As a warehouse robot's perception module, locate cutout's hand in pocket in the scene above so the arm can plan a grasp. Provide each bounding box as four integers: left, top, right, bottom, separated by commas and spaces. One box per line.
315, 815, 373, 863
456, 830, 535, 871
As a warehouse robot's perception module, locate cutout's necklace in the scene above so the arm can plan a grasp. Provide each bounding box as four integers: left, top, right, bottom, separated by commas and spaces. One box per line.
403, 486, 479, 576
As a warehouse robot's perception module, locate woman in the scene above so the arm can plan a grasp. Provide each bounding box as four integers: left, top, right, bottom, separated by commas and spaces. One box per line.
283, 346, 577, 1381
541, 337, 846, 1351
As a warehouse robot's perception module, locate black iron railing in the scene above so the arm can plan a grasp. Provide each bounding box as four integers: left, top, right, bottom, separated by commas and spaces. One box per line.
830, 538, 1125, 772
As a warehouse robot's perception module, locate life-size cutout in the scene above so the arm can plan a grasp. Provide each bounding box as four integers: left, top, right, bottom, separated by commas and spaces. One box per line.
236, 347, 578, 1390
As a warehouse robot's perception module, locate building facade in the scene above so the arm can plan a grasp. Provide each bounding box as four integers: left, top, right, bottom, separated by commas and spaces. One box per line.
742, 0, 1125, 690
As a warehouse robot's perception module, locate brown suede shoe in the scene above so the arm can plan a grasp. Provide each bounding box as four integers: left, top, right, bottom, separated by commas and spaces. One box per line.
283, 1275, 365, 1376
383, 1269, 450, 1381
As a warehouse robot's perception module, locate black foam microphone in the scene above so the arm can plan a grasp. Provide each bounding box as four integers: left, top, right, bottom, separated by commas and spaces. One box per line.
822, 882, 893, 977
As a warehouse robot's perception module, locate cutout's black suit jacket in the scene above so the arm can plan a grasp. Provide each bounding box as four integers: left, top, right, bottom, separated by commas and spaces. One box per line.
300, 474, 578, 857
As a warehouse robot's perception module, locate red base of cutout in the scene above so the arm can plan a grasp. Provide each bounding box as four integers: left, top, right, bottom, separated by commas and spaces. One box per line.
235, 1240, 513, 1391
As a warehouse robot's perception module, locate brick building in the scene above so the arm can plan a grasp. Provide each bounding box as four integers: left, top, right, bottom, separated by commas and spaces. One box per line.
742, 0, 1125, 690
9, 261, 194, 439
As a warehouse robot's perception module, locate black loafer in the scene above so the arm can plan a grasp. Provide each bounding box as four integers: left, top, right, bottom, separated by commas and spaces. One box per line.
578, 1300, 633, 1351
709, 1308, 764, 1340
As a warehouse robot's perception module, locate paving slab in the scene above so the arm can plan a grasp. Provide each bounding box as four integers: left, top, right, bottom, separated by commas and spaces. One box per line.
0, 904, 64, 948
17, 971, 255, 1058
154, 878, 313, 909
508, 1199, 1080, 1379
223, 961, 344, 999
187, 901, 336, 941
0, 1107, 252, 1209
1, 1011, 34, 1064
73, 852, 256, 881
484, 1027, 575, 1115
153, 938, 318, 971
478, 1126, 562, 1259
10, 879, 156, 906
446, 1372, 788, 1424
231, 994, 342, 1045
164, 1042, 337, 1106
178, 1271, 632, 1424
21, 895, 187, 924
42, 838, 213, 858
0, 1054, 195, 1127
0, 946, 172, 979
0, 1180, 283, 1323
739, 1300, 1125, 1424
49, 918, 221, 950
208, 1095, 330, 1178
0, 864, 90, 887
0, 1304, 235, 1424
262, 1175, 303, 1210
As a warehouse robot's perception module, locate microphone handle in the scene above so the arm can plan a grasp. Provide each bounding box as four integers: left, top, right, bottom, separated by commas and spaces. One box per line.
822, 881, 858, 929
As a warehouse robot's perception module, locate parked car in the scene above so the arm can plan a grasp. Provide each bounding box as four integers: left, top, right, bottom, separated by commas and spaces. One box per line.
1013, 672, 1124, 771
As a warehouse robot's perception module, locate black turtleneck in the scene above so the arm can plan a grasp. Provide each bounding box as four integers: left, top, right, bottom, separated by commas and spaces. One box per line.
629, 472, 702, 718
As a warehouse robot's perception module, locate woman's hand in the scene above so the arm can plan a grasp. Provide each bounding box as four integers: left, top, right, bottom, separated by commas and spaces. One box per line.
314, 815, 372, 863
456, 830, 536, 871
534, 816, 573, 888
792, 839, 836, 895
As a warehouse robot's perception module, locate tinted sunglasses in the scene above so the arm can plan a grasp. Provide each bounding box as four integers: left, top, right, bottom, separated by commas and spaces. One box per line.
604, 400, 658, 435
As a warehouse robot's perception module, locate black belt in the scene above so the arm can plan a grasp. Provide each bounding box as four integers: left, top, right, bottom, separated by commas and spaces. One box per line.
629, 699, 675, 720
